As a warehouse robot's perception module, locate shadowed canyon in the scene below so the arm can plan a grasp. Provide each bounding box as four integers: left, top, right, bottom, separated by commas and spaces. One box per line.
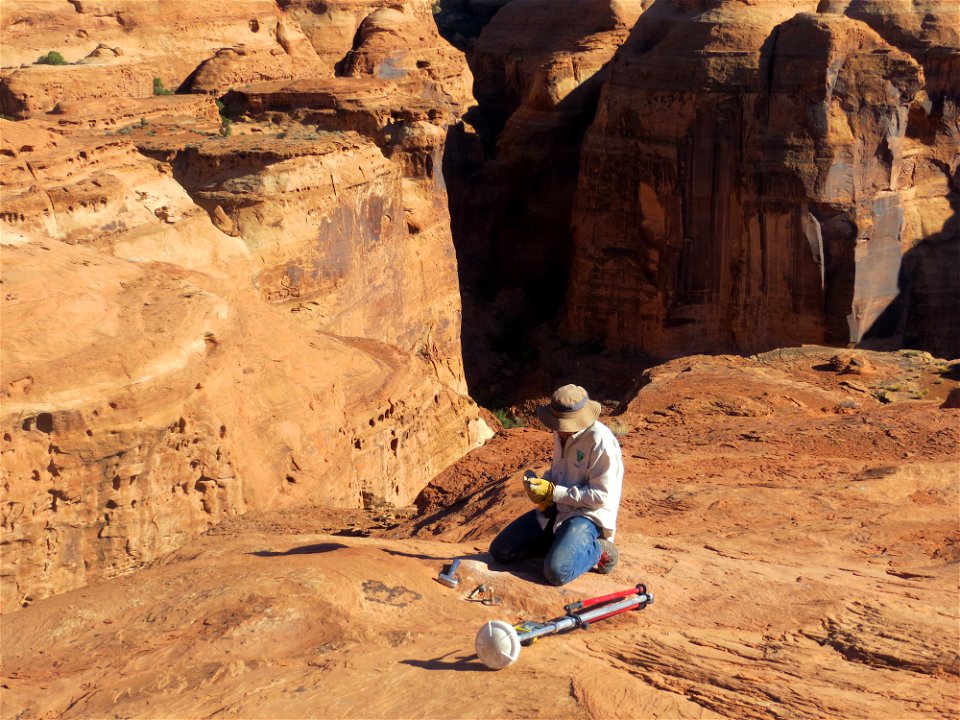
1, 1, 958, 718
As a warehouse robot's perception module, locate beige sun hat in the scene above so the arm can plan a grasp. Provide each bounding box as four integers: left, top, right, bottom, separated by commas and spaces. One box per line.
536, 384, 602, 433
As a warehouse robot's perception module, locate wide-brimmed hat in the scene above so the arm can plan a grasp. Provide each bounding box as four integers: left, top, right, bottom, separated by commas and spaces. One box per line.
536, 384, 601, 433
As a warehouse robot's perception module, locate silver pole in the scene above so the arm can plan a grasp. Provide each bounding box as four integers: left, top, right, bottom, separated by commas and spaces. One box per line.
516, 592, 653, 643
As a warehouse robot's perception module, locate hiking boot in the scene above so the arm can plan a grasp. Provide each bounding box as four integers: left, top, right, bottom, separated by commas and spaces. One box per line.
595, 539, 619, 574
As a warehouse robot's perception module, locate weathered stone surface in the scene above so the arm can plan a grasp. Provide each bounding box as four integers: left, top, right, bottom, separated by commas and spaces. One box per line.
821, 0, 960, 359
338, 3, 475, 113
0, 228, 487, 607
0, 119, 247, 270
0, 0, 486, 608
562, 0, 956, 358
133, 128, 466, 388
2, 349, 956, 719
462, 0, 646, 287
0, 0, 283, 115
0, 123, 489, 606
188, 17, 326, 94
471, 0, 644, 130
45, 94, 223, 131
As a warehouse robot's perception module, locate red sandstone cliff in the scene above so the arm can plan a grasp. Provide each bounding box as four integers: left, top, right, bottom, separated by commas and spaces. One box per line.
0, 4, 958, 718
1, 0, 956, 618
0, 0, 488, 608
562, 0, 958, 358
448, 0, 957, 374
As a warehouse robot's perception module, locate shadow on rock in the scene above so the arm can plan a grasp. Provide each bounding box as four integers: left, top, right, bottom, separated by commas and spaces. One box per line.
249, 542, 349, 557
401, 651, 491, 672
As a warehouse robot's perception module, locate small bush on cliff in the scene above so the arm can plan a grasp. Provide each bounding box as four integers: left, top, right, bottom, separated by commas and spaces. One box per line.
493, 409, 523, 429
214, 97, 234, 137
153, 77, 172, 96
36, 51, 67, 65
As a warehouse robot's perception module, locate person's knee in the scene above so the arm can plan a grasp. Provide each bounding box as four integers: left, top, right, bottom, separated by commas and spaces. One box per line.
543, 558, 573, 586
544, 568, 567, 586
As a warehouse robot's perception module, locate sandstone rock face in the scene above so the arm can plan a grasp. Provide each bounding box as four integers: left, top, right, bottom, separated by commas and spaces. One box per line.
188, 17, 326, 94
0, 0, 485, 609
446, 0, 648, 405
0, 0, 467, 113
824, 0, 960, 360
3, 349, 956, 719
0, 0, 284, 115
463, 0, 646, 289
471, 0, 645, 131
150, 129, 466, 387
0, 119, 246, 270
563, 0, 958, 358
1, 120, 488, 609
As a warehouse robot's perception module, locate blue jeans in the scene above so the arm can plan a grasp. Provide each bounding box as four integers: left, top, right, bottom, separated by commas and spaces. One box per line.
489, 510, 602, 586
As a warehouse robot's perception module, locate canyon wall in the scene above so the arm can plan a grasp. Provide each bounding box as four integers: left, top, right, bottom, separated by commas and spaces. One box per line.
2, 0, 957, 610
451, 0, 957, 383
0, 0, 489, 608
467, 0, 646, 292
446, 0, 649, 404
563, 0, 958, 358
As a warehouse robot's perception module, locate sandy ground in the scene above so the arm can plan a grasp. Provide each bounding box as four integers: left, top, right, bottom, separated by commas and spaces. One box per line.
2, 348, 958, 719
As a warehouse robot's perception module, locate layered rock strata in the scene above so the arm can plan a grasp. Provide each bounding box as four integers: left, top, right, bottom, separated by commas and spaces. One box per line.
0, 0, 487, 608
0, 119, 489, 609
563, 0, 957, 358
0, 0, 284, 115
462, 0, 646, 291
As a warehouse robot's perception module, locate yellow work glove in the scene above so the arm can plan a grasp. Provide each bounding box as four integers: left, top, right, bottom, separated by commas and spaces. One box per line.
523, 477, 555, 506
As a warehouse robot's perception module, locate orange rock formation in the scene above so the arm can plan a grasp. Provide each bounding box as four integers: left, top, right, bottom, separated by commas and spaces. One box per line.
0, 2, 957, 718
1, 0, 487, 608
2, 349, 957, 718
563, 0, 959, 358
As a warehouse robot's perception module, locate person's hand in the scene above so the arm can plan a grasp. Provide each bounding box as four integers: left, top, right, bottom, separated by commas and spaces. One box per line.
524, 477, 555, 505
535, 498, 554, 513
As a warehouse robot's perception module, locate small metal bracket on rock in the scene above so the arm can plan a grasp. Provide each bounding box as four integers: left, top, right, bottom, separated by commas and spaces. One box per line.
467, 583, 501, 606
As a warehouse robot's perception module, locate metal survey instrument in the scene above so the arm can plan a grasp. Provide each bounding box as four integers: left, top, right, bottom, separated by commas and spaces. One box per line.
474, 583, 653, 669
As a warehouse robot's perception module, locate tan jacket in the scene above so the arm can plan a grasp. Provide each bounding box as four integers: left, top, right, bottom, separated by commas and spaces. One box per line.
540, 420, 623, 540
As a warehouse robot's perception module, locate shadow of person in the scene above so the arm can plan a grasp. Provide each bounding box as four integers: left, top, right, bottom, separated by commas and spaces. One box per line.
249, 542, 349, 557
401, 650, 492, 672
484, 556, 554, 586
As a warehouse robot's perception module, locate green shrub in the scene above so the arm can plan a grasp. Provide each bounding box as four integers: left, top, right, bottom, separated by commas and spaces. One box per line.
220, 118, 232, 137
36, 51, 67, 65
152, 77, 172, 96
493, 409, 523, 429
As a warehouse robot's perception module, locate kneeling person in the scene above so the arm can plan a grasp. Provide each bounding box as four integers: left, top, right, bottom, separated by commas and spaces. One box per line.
490, 384, 623, 585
